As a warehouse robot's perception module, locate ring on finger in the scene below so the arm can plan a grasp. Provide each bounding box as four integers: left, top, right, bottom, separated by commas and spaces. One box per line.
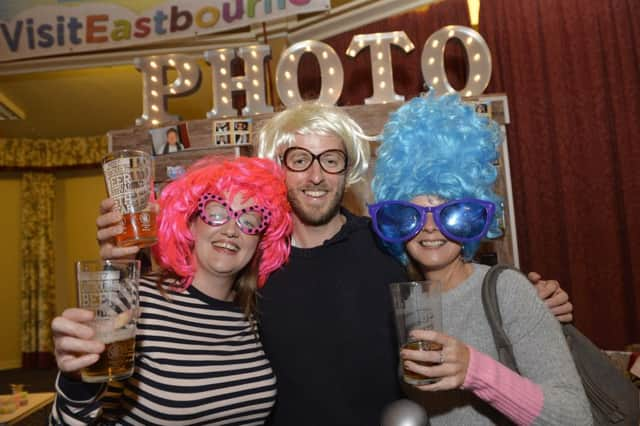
439, 350, 445, 364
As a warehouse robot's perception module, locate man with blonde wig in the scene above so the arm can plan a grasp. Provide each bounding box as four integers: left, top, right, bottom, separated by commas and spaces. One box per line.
256, 102, 408, 425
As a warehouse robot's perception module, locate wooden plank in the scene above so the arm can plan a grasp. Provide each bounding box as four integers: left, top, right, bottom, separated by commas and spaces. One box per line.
107, 103, 402, 190
108, 103, 402, 153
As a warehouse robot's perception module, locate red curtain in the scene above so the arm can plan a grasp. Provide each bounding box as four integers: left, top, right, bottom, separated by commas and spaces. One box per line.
301, 0, 640, 349
481, 0, 640, 350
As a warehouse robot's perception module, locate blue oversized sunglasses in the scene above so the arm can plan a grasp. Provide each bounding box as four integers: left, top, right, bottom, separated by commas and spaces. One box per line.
368, 198, 496, 244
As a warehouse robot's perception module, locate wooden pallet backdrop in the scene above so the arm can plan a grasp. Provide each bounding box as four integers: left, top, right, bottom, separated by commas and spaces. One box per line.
108, 95, 518, 266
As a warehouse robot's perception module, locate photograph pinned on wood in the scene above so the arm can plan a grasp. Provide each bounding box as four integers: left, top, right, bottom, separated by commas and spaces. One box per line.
213, 118, 252, 146
150, 123, 191, 155
496, 206, 506, 234
472, 101, 492, 118
166, 165, 186, 180
467, 99, 502, 167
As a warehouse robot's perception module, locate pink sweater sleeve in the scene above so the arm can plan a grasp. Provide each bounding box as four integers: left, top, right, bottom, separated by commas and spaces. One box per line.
462, 345, 544, 426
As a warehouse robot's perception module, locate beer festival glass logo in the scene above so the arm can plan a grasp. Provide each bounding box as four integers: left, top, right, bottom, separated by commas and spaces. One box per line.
139, 211, 152, 227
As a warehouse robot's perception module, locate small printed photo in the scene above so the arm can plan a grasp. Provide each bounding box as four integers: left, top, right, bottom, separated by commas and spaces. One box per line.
213, 119, 231, 146
493, 133, 505, 167
215, 134, 231, 145
166, 165, 186, 180
149, 123, 191, 156
496, 206, 506, 232
212, 118, 252, 146
215, 121, 230, 132
232, 118, 252, 145
473, 101, 492, 117
234, 120, 250, 131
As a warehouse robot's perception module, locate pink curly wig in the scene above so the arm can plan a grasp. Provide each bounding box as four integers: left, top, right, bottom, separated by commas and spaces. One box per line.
151, 156, 292, 288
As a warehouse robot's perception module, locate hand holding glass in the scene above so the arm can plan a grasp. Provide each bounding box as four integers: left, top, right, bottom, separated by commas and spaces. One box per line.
76, 259, 140, 383
389, 280, 443, 385
102, 149, 157, 248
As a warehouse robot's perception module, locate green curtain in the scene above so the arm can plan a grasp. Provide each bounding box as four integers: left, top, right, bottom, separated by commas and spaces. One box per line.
0, 135, 107, 167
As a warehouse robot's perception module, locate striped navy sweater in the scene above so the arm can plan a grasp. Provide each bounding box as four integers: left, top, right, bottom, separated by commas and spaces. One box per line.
51, 276, 276, 425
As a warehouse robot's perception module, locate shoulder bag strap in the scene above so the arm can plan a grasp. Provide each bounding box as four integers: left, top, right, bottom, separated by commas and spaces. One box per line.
481, 264, 520, 373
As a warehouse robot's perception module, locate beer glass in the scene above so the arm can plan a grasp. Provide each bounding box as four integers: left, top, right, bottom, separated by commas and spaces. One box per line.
389, 280, 443, 385
102, 149, 156, 248
76, 259, 140, 383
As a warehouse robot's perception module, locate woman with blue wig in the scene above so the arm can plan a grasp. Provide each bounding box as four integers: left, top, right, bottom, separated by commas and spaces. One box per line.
371, 94, 591, 425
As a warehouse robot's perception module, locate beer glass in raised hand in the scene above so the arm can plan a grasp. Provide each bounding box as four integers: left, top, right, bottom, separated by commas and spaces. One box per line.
76, 259, 140, 383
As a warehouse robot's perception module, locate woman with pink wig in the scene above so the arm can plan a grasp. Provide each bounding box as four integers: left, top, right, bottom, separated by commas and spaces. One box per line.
50, 156, 292, 425
151, 155, 292, 316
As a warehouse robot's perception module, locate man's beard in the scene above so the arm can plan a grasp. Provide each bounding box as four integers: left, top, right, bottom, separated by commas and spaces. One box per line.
288, 181, 346, 226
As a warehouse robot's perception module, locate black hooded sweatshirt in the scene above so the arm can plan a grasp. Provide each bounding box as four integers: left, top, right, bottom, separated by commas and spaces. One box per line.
259, 208, 408, 426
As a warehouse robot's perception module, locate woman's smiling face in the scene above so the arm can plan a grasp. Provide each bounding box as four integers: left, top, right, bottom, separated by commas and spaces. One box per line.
405, 195, 463, 274
190, 191, 261, 286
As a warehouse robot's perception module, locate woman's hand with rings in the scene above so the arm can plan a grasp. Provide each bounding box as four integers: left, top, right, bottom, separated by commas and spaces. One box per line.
400, 329, 470, 391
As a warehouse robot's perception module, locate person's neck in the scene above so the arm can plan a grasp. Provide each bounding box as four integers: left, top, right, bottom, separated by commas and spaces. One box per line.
191, 271, 235, 302
422, 259, 473, 291
291, 211, 346, 249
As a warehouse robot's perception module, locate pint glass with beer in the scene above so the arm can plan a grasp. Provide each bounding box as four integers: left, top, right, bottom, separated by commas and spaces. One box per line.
102, 149, 157, 248
76, 259, 140, 383
389, 280, 443, 385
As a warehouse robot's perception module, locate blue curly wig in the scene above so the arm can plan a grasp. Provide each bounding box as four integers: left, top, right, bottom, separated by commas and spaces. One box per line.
372, 93, 504, 264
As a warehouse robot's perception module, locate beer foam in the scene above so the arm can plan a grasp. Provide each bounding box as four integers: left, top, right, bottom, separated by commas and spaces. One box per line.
95, 324, 136, 344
